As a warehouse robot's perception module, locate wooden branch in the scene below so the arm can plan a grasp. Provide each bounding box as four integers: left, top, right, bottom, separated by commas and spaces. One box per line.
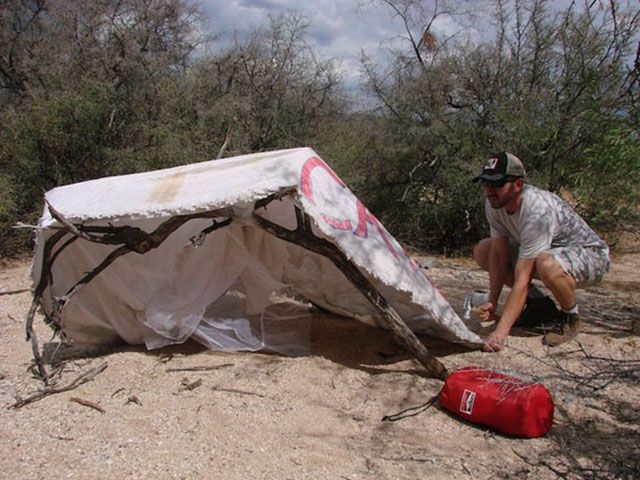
8, 362, 108, 409
294, 206, 312, 233
25, 228, 74, 383
252, 213, 448, 380
178, 378, 203, 392
217, 126, 233, 159
0, 288, 29, 296
28, 204, 234, 383
51, 208, 234, 311
253, 186, 297, 211
211, 386, 266, 398
46, 201, 233, 253
69, 396, 105, 413
57, 244, 131, 308
166, 363, 234, 372
189, 218, 233, 246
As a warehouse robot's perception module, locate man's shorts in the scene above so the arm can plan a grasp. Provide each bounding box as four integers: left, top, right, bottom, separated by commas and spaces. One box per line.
509, 243, 610, 287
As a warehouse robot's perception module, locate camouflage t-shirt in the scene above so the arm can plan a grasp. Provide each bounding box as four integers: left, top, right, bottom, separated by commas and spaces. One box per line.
486, 184, 607, 259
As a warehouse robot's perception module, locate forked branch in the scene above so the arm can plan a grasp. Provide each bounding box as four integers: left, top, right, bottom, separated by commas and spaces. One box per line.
252, 210, 447, 379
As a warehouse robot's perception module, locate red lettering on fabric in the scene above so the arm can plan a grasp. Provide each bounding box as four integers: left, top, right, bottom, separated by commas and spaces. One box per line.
321, 214, 352, 230
300, 157, 353, 230
353, 200, 398, 258
299, 156, 417, 270
300, 157, 346, 205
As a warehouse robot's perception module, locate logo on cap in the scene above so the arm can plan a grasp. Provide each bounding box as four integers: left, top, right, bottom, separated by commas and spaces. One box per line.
484, 158, 499, 170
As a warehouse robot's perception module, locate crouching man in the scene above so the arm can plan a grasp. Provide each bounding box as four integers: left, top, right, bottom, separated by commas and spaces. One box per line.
472, 152, 610, 352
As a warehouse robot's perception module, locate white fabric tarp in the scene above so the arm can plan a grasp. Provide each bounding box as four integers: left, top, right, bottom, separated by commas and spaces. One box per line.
32, 147, 482, 353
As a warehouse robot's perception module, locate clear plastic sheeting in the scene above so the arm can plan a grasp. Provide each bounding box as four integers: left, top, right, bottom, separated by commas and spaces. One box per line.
191, 293, 311, 356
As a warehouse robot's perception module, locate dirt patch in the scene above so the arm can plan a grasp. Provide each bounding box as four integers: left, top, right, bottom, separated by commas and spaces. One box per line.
0, 253, 638, 479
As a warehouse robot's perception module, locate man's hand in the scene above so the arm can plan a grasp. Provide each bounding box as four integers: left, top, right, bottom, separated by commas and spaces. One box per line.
474, 302, 499, 322
483, 329, 507, 352
476, 302, 507, 352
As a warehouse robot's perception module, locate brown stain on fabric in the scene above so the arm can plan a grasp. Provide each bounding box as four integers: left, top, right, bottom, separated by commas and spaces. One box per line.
147, 170, 188, 204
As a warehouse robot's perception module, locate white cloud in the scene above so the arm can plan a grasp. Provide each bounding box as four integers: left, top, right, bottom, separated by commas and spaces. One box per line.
201, 0, 411, 89
199, 0, 497, 94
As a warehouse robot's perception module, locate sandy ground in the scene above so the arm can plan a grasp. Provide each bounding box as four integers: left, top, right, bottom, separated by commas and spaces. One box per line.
0, 253, 638, 480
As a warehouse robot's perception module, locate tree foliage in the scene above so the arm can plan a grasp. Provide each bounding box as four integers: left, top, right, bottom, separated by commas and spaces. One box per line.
0, 0, 638, 257
351, 0, 640, 253
0, 1, 344, 255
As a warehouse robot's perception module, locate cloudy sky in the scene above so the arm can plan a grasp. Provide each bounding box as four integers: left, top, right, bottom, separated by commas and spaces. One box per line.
199, 0, 463, 92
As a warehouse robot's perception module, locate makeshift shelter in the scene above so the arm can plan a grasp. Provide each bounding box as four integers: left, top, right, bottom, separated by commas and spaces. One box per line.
28, 148, 482, 379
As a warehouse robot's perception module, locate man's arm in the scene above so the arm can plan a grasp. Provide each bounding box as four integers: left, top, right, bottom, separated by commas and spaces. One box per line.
485, 256, 536, 351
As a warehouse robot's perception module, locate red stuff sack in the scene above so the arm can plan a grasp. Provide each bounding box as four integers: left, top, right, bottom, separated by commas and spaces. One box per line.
438, 366, 554, 438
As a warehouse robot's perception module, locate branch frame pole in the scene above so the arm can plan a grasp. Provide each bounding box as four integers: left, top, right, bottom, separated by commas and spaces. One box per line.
253, 209, 447, 380
27, 205, 235, 383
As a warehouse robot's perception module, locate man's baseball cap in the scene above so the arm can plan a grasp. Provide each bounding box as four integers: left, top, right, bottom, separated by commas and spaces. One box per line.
472, 152, 526, 182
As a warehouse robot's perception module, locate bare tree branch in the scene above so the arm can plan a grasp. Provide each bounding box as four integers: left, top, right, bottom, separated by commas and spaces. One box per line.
252, 209, 448, 379
8, 362, 108, 409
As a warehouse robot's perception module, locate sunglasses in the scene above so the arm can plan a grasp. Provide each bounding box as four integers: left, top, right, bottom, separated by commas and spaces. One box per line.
481, 176, 520, 188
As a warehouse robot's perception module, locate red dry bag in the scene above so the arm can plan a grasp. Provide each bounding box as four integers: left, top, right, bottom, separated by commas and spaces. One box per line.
439, 366, 554, 438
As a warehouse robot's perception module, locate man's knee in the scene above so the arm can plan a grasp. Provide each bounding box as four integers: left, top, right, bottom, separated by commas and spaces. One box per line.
473, 238, 492, 271
536, 253, 575, 286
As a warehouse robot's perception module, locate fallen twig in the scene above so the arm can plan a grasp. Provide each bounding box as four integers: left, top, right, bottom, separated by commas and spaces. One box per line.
179, 378, 203, 392
111, 387, 125, 398
166, 363, 234, 373
211, 386, 266, 398
69, 396, 105, 413
8, 362, 108, 409
0, 288, 29, 296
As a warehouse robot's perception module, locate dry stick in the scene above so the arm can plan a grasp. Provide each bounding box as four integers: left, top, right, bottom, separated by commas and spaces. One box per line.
69, 396, 105, 413
58, 244, 131, 306
8, 362, 108, 409
211, 387, 266, 398
253, 186, 298, 211
252, 209, 448, 380
179, 378, 203, 392
25, 228, 72, 383
0, 288, 29, 296
46, 200, 149, 247
51, 206, 235, 307
216, 126, 233, 159
189, 218, 233, 246
26, 204, 235, 384
166, 363, 234, 372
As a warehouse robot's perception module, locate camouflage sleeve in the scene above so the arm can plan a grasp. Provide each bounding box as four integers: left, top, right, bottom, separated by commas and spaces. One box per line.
518, 202, 555, 258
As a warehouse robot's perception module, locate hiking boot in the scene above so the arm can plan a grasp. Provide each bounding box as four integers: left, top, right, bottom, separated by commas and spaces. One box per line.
515, 296, 559, 328
543, 312, 581, 347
